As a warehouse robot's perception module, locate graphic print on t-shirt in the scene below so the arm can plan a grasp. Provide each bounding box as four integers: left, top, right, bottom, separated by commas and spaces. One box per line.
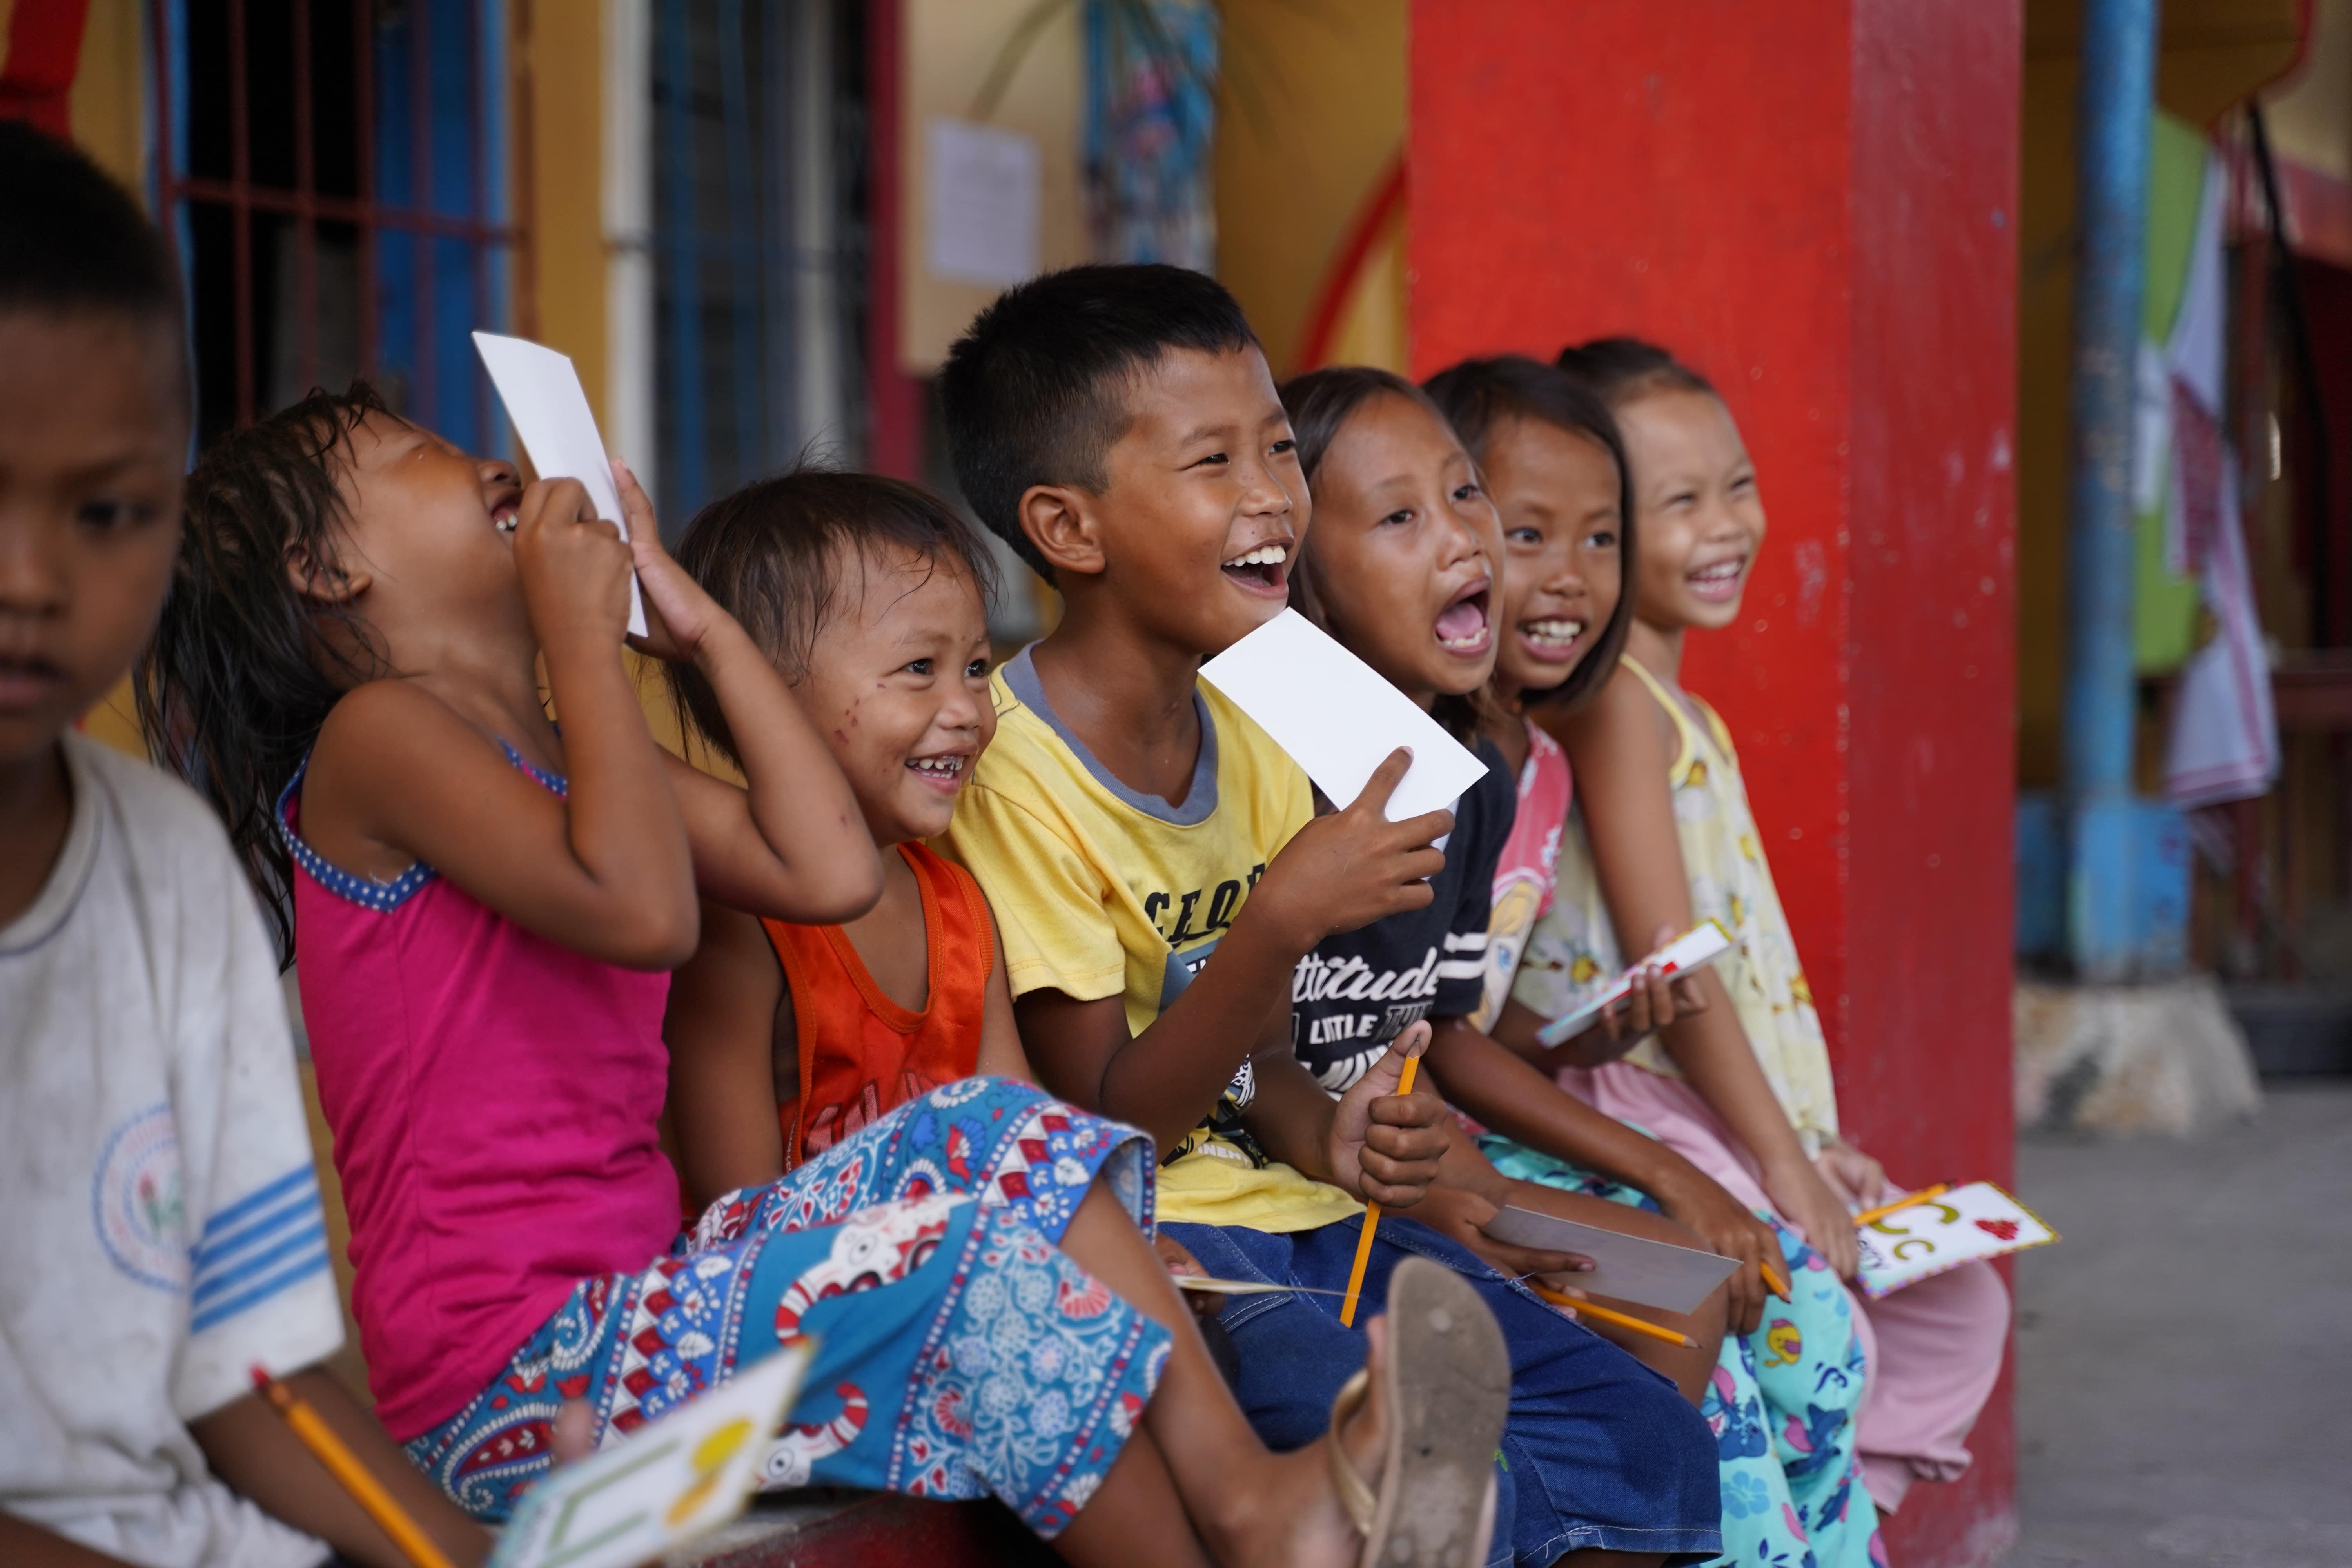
1289, 737, 1517, 1097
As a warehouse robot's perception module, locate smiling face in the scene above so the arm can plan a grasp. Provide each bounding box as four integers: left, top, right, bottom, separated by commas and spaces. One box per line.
1298, 391, 1500, 706
319, 410, 529, 660
1479, 414, 1624, 703
1080, 345, 1307, 657
793, 546, 995, 847
0, 311, 188, 768
1616, 387, 1764, 633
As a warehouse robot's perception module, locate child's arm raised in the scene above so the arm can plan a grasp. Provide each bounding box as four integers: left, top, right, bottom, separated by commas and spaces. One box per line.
302, 476, 701, 967
618, 464, 884, 926
1018, 748, 1448, 1153
1554, 667, 1862, 1276
663, 897, 791, 1209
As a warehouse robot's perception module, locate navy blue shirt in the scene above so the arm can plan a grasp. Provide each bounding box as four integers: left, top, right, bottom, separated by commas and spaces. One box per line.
1289, 737, 1515, 1093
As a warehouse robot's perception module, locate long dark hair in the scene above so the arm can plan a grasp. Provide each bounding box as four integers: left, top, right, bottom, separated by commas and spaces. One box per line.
138, 383, 390, 964
1421, 354, 1636, 711
668, 466, 1000, 766
1276, 365, 1497, 745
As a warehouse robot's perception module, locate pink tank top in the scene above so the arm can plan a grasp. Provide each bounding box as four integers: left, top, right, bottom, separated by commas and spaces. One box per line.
280, 745, 679, 1439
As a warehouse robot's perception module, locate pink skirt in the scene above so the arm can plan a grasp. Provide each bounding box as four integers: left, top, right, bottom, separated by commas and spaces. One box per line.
1559, 1060, 2010, 1512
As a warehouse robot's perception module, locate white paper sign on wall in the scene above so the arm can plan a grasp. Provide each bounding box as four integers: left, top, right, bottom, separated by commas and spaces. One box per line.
926, 117, 1042, 287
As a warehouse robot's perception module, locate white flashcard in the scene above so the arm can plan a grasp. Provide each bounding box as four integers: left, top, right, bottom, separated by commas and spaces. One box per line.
472, 331, 648, 637
1854, 1181, 2057, 1300
486, 1341, 813, 1568
1476, 1207, 1741, 1315
1198, 609, 1491, 823
1535, 921, 1736, 1047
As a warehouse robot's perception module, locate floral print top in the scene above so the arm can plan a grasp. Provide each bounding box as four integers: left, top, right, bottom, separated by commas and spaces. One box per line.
1511, 655, 1842, 1149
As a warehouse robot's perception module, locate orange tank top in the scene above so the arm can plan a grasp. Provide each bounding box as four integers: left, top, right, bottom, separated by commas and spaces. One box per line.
762, 842, 995, 1169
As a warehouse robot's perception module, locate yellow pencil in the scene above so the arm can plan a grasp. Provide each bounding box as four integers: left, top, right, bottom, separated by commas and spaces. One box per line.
251, 1368, 460, 1568
1528, 1282, 1700, 1349
1760, 1258, 1792, 1299
1338, 1054, 1419, 1328
1851, 1184, 1951, 1229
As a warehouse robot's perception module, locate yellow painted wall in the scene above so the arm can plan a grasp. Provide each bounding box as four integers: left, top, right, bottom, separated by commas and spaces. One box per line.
66, 0, 145, 192
898, 0, 1087, 372
1212, 0, 1405, 376
2014, 0, 2303, 788
523, 1, 609, 424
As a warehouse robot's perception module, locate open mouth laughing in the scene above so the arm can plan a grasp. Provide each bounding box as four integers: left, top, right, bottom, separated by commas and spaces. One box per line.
1221, 541, 1291, 597
1434, 579, 1493, 657
1517, 615, 1586, 664
905, 752, 970, 793
1687, 556, 1748, 604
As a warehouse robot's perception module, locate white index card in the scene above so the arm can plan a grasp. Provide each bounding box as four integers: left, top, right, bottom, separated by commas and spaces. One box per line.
487, 1341, 813, 1568
1477, 1207, 1742, 1315
472, 330, 647, 637
1198, 609, 1490, 823
926, 117, 1041, 286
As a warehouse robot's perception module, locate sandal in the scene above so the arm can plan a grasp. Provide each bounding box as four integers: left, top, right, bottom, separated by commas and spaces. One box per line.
1327, 1256, 1509, 1568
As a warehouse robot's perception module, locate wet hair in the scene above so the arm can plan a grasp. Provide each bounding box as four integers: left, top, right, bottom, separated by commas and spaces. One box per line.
1276, 365, 1495, 745
138, 383, 391, 963
1553, 336, 1717, 407
938, 263, 1259, 583
0, 121, 186, 386
1421, 354, 1636, 710
668, 468, 1000, 768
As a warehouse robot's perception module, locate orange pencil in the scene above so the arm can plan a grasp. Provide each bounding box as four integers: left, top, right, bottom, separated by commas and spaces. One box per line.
1528, 1282, 1700, 1349
1851, 1184, 1951, 1229
1337, 1054, 1419, 1328
1760, 1258, 1792, 1299
250, 1367, 460, 1568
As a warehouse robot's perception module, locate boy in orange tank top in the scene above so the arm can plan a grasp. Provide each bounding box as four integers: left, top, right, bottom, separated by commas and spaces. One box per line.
661, 470, 1033, 1198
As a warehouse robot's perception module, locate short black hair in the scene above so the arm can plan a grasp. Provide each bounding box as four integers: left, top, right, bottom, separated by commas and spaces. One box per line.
1422, 355, 1637, 711
938, 263, 1258, 582
0, 122, 184, 365
1554, 336, 1716, 406
667, 467, 999, 767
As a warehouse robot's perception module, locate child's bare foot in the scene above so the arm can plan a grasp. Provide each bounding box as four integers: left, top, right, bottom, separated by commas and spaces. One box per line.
1209, 1260, 1508, 1568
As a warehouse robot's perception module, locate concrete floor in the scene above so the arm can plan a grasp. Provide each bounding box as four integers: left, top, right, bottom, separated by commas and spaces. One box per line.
2004, 1080, 2352, 1567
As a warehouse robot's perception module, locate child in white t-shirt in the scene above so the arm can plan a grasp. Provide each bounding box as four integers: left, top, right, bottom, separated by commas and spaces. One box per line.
0, 123, 485, 1568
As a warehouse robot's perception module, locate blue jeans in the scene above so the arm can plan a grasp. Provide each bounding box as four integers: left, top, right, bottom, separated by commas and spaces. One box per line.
1162, 1214, 1722, 1566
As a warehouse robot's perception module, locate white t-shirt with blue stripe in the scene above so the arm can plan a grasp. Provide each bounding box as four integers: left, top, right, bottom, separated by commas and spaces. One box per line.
1, 735, 343, 1568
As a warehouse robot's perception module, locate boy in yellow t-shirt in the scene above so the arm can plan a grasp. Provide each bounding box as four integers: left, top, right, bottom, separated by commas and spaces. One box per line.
938, 265, 1721, 1566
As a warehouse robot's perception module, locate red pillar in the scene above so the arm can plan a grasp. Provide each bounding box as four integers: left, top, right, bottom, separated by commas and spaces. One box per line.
1408, 5, 2020, 1562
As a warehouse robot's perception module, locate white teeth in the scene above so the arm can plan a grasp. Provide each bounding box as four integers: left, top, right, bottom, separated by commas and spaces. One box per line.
1690, 561, 1743, 582
1223, 544, 1289, 568
1524, 619, 1585, 644
907, 756, 964, 776
1437, 632, 1488, 651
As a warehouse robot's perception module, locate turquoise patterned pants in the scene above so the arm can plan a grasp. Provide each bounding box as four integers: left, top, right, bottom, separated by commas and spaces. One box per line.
1479, 1134, 1884, 1568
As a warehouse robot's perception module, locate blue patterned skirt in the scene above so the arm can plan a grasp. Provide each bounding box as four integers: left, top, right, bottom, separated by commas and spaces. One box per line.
404, 1078, 1170, 1537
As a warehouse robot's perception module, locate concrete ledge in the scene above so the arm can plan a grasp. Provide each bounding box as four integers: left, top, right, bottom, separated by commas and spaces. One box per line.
2014, 974, 2262, 1135
673, 1492, 1056, 1567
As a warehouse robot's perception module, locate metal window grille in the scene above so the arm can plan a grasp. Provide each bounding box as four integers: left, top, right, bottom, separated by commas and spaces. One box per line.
151, 0, 523, 448
652, 0, 866, 525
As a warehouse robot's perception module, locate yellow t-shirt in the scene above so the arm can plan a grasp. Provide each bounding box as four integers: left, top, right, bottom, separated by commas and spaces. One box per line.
939, 647, 1361, 1232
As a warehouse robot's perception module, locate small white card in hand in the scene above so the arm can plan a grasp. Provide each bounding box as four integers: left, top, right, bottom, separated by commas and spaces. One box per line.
1535, 921, 1735, 1047
472, 330, 648, 637
1198, 609, 1490, 822
486, 1341, 813, 1568
1477, 1207, 1740, 1314
1854, 1181, 2057, 1300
